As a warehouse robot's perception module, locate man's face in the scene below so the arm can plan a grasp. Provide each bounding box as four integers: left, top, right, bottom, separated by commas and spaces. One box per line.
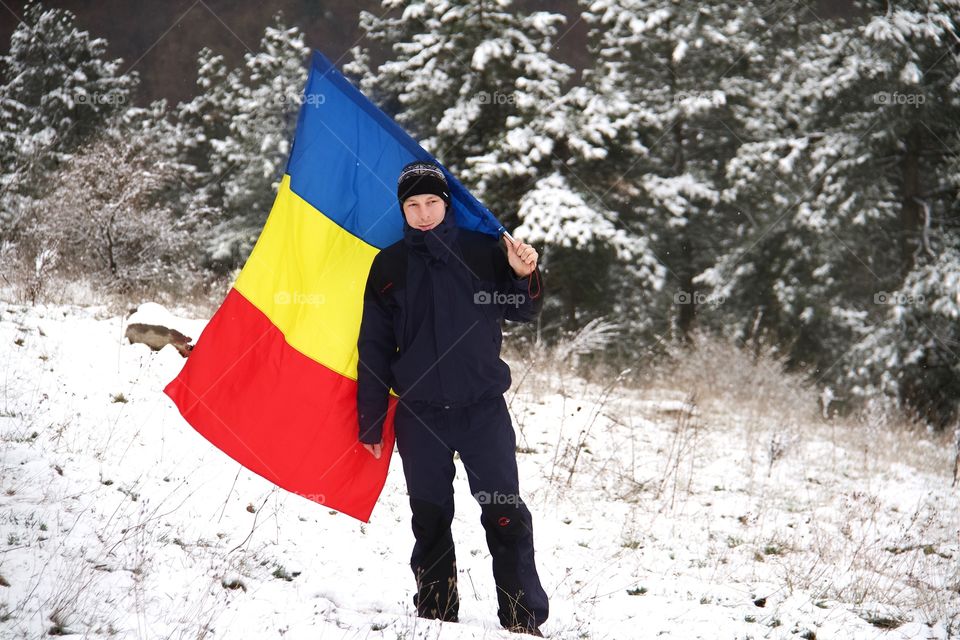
402, 193, 446, 231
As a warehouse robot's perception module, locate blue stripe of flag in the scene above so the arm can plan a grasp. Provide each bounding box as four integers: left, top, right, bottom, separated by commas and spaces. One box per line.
285, 50, 503, 249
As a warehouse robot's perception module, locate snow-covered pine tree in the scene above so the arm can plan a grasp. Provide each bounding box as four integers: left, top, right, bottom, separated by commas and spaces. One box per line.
173, 48, 238, 213
348, 0, 664, 335
345, 0, 572, 219
512, 171, 663, 334
571, 0, 806, 345
117, 97, 213, 226
0, 0, 138, 235
843, 1, 960, 428
848, 245, 960, 429
173, 15, 308, 271
698, 0, 960, 424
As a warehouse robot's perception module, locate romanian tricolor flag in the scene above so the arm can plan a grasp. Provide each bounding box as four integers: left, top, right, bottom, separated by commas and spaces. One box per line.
164, 51, 505, 522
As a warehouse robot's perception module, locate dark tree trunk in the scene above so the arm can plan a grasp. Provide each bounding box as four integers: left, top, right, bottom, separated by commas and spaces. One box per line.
899, 127, 923, 278
673, 115, 697, 339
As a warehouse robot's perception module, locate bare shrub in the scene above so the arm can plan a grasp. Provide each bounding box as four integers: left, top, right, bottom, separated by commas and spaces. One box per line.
649, 329, 821, 422
654, 392, 703, 510
6, 133, 210, 303
505, 316, 623, 404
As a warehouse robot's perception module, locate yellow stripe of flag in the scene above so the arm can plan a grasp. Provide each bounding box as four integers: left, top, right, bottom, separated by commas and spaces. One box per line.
235, 174, 381, 380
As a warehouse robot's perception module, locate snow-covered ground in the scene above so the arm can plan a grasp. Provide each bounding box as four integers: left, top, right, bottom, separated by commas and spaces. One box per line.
0, 301, 957, 639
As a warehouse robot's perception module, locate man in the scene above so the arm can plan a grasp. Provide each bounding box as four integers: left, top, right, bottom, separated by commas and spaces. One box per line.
356, 160, 548, 636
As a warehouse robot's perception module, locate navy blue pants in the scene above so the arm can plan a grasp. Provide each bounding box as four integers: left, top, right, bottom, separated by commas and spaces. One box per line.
394, 394, 549, 630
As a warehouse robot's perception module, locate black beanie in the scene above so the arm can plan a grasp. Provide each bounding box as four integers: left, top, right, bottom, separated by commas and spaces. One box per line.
397, 161, 451, 209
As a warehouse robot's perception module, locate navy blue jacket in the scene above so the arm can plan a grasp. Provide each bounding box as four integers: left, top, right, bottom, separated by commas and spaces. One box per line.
357, 213, 543, 444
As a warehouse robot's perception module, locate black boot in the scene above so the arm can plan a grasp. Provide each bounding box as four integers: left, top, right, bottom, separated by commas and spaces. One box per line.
412, 566, 459, 622
505, 624, 544, 636
409, 498, 459, 621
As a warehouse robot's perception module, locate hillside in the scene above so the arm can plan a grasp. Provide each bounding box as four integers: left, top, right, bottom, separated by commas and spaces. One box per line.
0, 301, 956, 639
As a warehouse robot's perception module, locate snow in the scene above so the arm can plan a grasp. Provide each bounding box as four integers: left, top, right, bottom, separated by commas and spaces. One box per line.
900, 61, 922, 85
0, 301, 956, 639
864, 17, 907, 45
642, 174, 720, 218
126, 302, 198, 336
471, 40, 514, 70
672, 41, 688, 64
515, 173, 637, 260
